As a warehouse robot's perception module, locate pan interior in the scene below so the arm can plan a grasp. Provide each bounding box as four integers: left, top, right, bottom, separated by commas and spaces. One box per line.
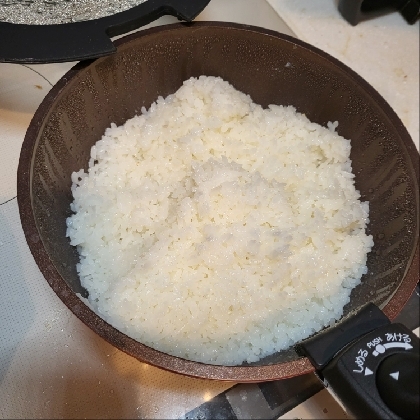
23, 24, 419, 374
0, 0, 148, 25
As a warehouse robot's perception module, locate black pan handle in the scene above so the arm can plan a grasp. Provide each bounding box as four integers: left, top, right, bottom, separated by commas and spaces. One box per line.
0, 0, 210, 64
296, 303, 420, 419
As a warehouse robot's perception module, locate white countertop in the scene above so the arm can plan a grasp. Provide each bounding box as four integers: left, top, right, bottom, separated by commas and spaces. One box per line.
0, 1, 418, 419
267, 0, 419, 150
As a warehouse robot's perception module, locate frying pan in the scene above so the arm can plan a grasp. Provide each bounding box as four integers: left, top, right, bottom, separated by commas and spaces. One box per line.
17, 22, 419, 417
0, 0, 210, 63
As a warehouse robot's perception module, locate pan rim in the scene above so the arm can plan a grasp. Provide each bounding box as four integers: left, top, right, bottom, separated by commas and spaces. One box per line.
17, 21, 419, 382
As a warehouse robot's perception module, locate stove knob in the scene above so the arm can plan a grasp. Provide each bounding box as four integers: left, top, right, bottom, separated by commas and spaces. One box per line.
376, 352, 420, 419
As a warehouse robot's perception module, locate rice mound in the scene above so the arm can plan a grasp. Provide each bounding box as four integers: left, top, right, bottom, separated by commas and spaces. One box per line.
66, 76, 373, 365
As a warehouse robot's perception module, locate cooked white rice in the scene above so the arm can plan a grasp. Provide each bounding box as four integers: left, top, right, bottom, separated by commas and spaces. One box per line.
66, 76, 373, 365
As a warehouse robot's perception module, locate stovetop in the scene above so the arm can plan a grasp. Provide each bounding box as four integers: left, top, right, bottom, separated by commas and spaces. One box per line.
0, 0, 418, 418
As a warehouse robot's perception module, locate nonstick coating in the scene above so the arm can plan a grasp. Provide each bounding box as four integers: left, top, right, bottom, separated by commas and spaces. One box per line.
17, 22, 419, 382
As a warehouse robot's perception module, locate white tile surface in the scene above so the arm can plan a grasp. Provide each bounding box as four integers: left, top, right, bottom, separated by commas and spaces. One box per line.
0, 1, 418, 419
195, 0, 295, 35
0, 64, 52, 202
24, 62, 77, 86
